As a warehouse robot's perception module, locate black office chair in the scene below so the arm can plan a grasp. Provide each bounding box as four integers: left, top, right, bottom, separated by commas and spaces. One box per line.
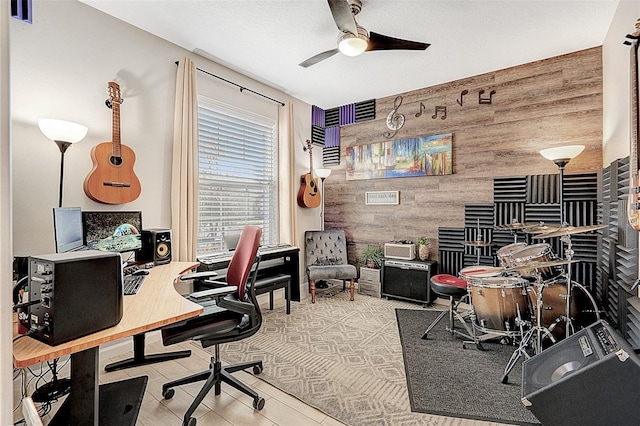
161, 225, 265, 426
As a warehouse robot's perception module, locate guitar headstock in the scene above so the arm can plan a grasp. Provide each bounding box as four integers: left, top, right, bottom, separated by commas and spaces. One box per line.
305, 139, 313, 151
105, 81, 123, 109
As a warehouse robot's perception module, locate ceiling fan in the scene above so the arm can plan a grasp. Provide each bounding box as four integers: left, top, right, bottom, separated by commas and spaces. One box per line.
299, 0, 430, 68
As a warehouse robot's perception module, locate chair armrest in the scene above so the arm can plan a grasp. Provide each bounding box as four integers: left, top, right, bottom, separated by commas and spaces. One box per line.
188, 286, 238, 300
179, 271, 218, 281
219, 296, 254, 316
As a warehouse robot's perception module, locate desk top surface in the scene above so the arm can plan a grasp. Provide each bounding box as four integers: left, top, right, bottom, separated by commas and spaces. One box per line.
13, 261, 202, 368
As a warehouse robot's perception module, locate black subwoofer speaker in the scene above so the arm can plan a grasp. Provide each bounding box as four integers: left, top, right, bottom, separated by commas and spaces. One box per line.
138, 228, 172, 265
522, 320, 640, 426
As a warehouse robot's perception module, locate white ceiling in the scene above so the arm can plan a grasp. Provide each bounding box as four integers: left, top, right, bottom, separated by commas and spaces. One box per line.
80, 0, 620, 109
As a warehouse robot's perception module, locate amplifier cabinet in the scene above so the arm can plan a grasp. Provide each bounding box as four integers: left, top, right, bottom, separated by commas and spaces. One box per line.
382, 259, 436, 305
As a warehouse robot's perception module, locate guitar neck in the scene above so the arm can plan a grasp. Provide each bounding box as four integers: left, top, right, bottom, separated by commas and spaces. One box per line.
112, 100, 121, 157
632, 37, 639, 179
308, 147, 313, 176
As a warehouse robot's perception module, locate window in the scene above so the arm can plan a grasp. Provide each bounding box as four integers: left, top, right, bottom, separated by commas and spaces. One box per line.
197, 97, 278, 256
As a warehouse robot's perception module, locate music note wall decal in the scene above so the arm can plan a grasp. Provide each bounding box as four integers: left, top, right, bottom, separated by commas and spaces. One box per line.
432, 106, 447, 120
479, 89, 496, 104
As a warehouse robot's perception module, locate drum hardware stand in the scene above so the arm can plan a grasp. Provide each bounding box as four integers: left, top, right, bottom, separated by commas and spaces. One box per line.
501, 273, 557, 384
422, 292, 475, 342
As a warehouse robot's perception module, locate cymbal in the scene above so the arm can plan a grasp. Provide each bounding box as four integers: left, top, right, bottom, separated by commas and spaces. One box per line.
463, 240, 495, 247
503, 259, 578, 272
523, 224, 561, 234
495, 222, 532, 230
532, 224, 606, 239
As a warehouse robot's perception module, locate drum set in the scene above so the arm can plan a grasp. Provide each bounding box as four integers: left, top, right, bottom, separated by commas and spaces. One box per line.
451, 220, 604, 383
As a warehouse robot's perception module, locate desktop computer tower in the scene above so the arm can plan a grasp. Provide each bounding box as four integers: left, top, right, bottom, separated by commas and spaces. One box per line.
28, 250, 124, 346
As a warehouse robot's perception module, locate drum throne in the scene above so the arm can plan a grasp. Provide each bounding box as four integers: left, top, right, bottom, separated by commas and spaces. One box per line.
421, 274, 471, 340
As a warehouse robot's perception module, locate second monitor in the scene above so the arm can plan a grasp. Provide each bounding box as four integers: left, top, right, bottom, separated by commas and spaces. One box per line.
82, 211, 143, 253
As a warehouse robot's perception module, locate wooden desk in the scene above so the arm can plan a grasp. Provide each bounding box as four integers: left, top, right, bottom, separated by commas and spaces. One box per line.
13, 261, 202, 425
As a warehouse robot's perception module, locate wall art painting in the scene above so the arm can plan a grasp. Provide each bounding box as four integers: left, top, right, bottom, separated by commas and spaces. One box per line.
345, 133, 453, 181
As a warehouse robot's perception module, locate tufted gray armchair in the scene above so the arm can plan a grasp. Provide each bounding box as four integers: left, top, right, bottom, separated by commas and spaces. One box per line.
305, 230, 357, 303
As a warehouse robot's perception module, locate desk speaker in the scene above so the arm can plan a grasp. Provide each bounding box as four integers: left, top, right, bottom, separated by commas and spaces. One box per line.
521, 320, 640, 425
138, 229, 172, 265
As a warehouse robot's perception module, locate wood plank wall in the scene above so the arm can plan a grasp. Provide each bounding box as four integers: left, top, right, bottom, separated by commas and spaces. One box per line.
324, 47, 603, 266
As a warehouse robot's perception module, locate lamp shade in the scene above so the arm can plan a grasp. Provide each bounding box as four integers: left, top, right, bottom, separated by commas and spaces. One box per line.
38, 118, 88, 143
539, 145, 584, 162
316, 168, 332, 179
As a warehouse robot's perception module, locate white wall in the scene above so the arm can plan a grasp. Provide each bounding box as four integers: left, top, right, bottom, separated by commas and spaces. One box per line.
602, 0, 640, 165
10, 0, 316, 258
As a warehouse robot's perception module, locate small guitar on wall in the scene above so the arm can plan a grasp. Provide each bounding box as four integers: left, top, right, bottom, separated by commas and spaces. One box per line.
84, 81, 141, 204
297, 139, 321, 208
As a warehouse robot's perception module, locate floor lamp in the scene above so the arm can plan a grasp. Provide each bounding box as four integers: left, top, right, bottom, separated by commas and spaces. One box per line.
32, 119, 87, 403
316, 168, 332, 231
38, 118, 88, 207
539, 144, 584, 338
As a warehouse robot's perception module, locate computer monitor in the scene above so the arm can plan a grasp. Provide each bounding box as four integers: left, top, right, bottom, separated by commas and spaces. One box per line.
82, 211, 143, 253
53, 207, 85, 253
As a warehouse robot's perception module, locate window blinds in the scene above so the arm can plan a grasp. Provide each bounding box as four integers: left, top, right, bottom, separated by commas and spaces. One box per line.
197, 97, 278, 256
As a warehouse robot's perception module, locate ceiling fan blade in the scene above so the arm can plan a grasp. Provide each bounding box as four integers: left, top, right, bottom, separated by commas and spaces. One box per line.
299, 48, 340, 68
366, 31, 430, 52
327, 0, 357, 35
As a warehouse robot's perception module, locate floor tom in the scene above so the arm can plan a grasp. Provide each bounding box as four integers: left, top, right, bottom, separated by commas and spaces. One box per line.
527, 279, 600, 340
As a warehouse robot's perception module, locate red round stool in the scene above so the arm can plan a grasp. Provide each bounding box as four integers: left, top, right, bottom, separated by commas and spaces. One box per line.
421, 274, 469, 339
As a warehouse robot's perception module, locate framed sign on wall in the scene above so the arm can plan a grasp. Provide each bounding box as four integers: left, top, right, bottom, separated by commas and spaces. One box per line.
365, 191, 400, 205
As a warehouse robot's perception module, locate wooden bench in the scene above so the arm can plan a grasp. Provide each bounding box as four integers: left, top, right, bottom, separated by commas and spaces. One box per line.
254, 273, 291, 314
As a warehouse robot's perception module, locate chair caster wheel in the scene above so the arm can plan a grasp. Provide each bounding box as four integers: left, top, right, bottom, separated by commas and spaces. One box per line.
184, 417, 196, 426
476, 342, 485, 351
253, 365, 263, 374
501, 374, 509, 384
163, 388, 175, 400
253, 397, 265, 410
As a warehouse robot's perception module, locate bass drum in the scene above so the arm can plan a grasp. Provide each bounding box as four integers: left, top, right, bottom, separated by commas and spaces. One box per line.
469, 276, 529, 333
527, 279, 600, 340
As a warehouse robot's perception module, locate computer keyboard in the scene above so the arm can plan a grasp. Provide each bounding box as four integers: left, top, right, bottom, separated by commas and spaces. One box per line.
123, 274, 146, 295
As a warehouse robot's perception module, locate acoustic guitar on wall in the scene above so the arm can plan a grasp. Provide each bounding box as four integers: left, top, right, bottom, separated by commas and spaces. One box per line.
297, 139, 321, 208
626, 19, 640, 230
84, 81, 141, 204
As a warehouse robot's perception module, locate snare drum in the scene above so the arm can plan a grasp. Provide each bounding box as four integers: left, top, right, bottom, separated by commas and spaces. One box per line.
459, 265, 503, 280
469, 276, 529, 332
510, 243, 559, 280
496, 243, 527, 269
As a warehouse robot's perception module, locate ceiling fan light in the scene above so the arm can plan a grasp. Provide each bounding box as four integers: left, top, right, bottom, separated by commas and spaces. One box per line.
338, 34, 367, 56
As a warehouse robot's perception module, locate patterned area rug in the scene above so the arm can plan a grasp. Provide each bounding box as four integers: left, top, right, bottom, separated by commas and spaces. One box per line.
202, 290, 512, 425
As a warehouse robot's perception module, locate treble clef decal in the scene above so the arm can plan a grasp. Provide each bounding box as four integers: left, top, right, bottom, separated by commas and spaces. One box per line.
384, 96, 405, 139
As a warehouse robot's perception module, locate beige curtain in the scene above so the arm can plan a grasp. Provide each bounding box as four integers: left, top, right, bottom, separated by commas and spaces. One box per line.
278, 102, 297, 245
171, 57, 199, 261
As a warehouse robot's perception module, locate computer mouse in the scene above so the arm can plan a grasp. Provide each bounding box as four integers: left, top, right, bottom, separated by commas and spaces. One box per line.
133, 269, 150, 276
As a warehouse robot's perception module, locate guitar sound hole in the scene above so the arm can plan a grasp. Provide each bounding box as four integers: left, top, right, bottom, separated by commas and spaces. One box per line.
110, 156, 123, 166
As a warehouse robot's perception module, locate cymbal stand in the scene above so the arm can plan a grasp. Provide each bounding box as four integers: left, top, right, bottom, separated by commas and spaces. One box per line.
475, 219, 482, 265
560, 234, 575, 338
501, 273, 557, 384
